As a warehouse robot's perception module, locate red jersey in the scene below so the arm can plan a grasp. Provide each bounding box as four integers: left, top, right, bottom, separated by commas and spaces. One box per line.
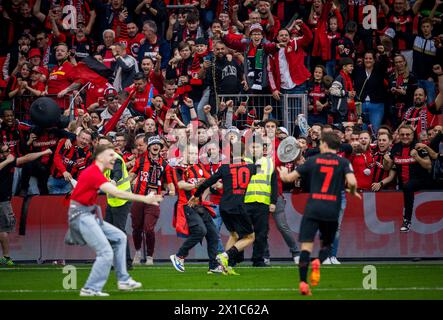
120, 33, 145, 58
47, 60, 77, 95
70, 163, 108, 206
350, 150, 373, 191
126, 83, 158, 117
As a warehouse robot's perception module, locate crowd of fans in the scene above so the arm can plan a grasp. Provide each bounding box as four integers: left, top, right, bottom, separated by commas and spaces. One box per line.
0, 0, 443, 262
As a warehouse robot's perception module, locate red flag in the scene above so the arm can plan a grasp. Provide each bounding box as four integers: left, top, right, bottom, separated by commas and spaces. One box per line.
103, 89, 136, 135
74, 62, 109, 87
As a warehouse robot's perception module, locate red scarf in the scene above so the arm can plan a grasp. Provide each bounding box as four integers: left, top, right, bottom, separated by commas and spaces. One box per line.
190, 49, 208, 86
340, 70, 356, 121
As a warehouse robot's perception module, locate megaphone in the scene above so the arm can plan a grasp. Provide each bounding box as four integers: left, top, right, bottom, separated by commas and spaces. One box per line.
277, 136, 301, 163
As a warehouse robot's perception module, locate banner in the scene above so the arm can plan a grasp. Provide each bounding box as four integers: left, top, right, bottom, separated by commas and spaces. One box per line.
8, 192, 443, 261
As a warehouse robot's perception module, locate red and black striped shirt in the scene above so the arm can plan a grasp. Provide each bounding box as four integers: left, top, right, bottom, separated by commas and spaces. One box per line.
132, 154, 169, 195
173, 163, 211, 205
51, 138, 92, 179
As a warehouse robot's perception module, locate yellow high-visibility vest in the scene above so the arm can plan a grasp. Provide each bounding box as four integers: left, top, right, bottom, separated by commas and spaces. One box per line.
104, 152, 131, 207
244, 156, 274, 205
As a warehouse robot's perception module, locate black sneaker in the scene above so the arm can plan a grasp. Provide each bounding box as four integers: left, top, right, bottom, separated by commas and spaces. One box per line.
400, 220, 411, 233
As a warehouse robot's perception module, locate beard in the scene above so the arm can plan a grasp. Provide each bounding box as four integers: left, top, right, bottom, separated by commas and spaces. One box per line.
414, 100, 425, 108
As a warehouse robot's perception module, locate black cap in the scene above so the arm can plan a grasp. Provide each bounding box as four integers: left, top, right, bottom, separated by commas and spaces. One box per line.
133, 72, 146, 81
340, 57, 354, 67
195, 37, 208, 46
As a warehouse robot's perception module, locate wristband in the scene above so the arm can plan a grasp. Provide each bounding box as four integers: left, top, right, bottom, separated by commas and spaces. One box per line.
380, 181, 384, 187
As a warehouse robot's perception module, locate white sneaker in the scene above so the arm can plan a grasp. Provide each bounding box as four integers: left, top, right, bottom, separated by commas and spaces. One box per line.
264, 258, 271, 266
293, 255, 300, 265
170, 254, 185, 272
330, 256, 341, 264
145, 256, 154, 266
132, 251, 142, 265
322, 257, 332, 265
118, 278, 142, 291
80, 288, 110, 297
207, 265, 225, 274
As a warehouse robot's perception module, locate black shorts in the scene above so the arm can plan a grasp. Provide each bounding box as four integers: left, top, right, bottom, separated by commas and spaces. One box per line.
220, 206, 253, 238
298, 215, 338, 245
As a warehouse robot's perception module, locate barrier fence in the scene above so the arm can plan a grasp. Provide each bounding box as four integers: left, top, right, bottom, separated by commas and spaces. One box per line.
8, 191, 443, 262
218, 94, 308, 135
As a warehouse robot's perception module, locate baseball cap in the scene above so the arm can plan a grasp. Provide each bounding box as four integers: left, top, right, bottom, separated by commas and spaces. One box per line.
148, 135, 163, 147
250, 23, 263, 34
104, 87, 118, 98
226, 126, 240, 135
29, 48, 42, 59
278, 127, 289, 136
32, 66, 49, 78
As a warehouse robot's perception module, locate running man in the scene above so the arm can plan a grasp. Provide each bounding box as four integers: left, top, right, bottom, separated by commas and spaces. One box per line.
189, 142, 256, 275
278, 132, 360, 295
65, 144, 163, 297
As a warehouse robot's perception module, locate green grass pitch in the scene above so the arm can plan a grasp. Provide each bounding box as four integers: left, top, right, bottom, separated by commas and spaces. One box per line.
0, 263, 442, 300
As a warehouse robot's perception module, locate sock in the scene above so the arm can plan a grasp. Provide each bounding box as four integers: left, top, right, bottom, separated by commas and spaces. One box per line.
319, 246, 331, 263
299, 250, 311, 282
225, 246, 239, 260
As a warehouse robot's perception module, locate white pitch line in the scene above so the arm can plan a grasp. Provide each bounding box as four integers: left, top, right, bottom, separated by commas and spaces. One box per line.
1, 265, 442, 271
0, 287, 442, 294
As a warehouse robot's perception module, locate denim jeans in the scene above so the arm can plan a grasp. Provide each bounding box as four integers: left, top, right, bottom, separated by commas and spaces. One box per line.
79, 213, 130, 292
417, 79, 436, 105
212, 204, 224, 253
264, 196, 299, 259
325, 60, 336, 78
362, 102, 384, 134
47, 176, 72, 195
331, 190, 346, 257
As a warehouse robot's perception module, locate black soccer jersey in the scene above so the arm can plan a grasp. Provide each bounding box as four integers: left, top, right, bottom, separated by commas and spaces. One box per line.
194, 162, 256, 214
296, 152, 353, 221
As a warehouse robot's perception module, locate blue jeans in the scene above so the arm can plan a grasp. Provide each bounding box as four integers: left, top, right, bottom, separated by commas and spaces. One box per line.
281, 82, 308, 95
180, 105, 191, 125
417, 79, 436, 105
79, 214, 130, 292
362, 102, 384, 134
331, 191, 346, 257
325, 60, 336, 78
212, 205, 224, 253
47, 176, 72, 195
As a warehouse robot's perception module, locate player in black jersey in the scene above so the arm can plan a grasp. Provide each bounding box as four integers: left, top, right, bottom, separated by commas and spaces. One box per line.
189, 143, 256, 275
278, 132, 360, 296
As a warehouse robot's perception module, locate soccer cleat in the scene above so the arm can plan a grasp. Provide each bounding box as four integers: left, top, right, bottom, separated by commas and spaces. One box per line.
400, 220, 411, 233
118, 278, 142, 291
330, 256, 341, 264
309, 258, 321, 286
79, 288, 110, 297
264, 258, 271, 266
0, 256, 14, 266
293, 255, 300, 265
207, 265, 226, 275
216, 253, 229, 273
132, 251, 142, 265
170, 254, 185, 272
299, 281, 312, 296
225, 266, 240, 276
145, 256, 154, 266
322, 257, 332, 265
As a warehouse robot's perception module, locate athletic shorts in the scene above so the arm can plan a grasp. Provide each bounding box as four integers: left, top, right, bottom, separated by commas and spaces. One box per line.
298, 215, 338, 245
220, 206, 253, 238
0, 201, 16, 233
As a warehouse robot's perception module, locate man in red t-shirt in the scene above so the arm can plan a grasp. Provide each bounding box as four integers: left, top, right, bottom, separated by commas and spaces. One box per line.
121, 22, 145, 58
126, 72, 158, 118
46, 43, 82, 109
66, 144, 162, 297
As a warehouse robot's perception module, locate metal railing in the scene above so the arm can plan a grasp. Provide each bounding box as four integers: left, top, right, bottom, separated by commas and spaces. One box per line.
12, 94, 76, 123
217, 94, 308, 135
